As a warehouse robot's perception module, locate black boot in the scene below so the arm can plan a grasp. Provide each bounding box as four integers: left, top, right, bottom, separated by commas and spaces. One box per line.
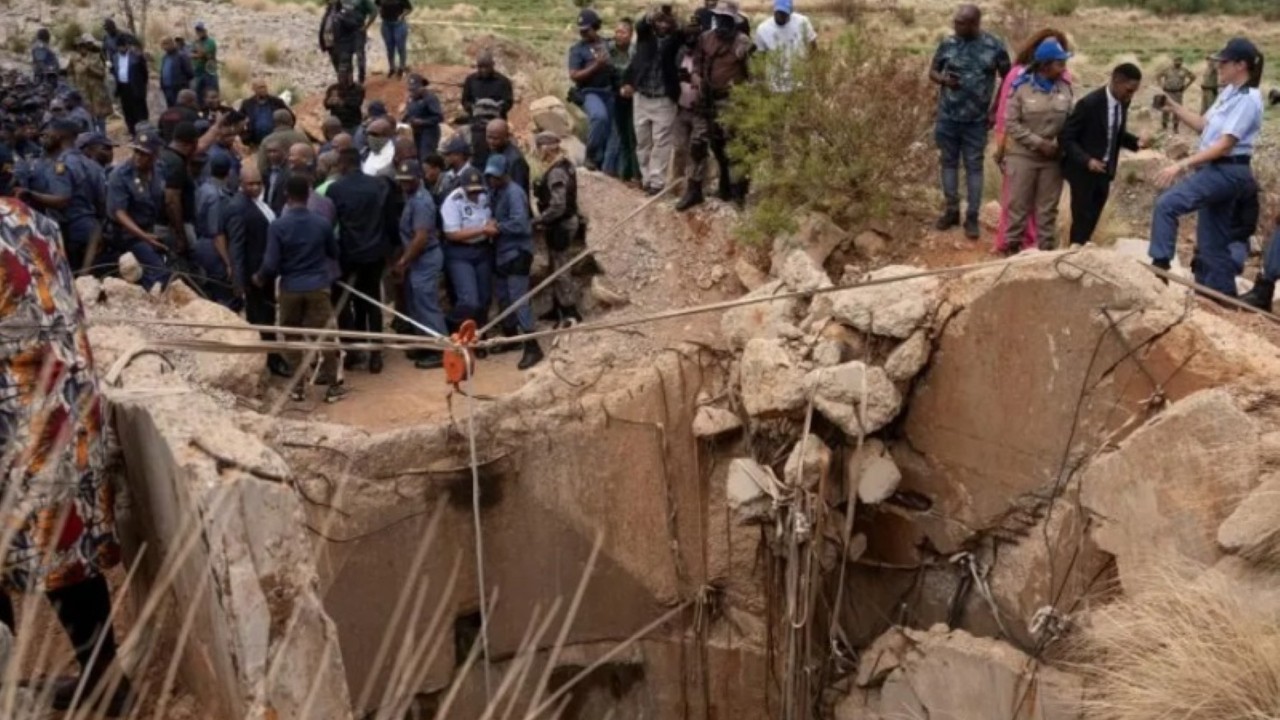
1151, 257, 1171, 285
676, 181, 704, 212
1241, 278, 1276, 311
517, 340, 545, 370
489, 325, 522, 355
732, 179, 750, 207
414, 351, 444, 369
538, 301, 563, 324
267, 353, 291, 378
558, 305, 583, 328
934, 210, 960, 231
368, 351, 384, 374
717, 173, 733, 201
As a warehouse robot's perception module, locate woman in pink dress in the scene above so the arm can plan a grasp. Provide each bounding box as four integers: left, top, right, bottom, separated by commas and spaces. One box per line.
993, 29, 1072, 254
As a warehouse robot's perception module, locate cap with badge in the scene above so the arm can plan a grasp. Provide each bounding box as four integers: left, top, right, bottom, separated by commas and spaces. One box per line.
461, 167, 485, 192
1211, 37, 1260, 65
131, 131, 163, 155
483, 154, 508, 177
395, 159, 424, 180
577, 8, 601, 29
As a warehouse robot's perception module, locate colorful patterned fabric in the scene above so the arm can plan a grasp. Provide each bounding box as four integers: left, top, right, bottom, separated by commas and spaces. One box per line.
0, 198, 119, 594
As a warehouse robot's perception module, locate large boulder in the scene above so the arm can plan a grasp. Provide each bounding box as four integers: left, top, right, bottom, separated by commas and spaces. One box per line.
693, 406, 743, 439
836, 626, 1083, 720
1217, 474, 1280, 568
727, 458, 778, 523
830, 265, 940, 339
772, 212, 850, 267
721, 280, 803, 350
530, 95, 574, 137
805, 361, 901, 437
171, 297, 264, 397
1081, 389, 1260, 593
884, 330, 931, 382
738, 338, 807, 417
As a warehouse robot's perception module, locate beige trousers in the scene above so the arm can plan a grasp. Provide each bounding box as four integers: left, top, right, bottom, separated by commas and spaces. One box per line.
634, 93, 677, 191
1005, 153, 1064, 251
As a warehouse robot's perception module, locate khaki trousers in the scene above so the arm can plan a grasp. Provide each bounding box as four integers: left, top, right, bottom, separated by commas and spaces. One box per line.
278, 289, 338, 384
634, 93, 677, 191
1005, 153, 1064, 251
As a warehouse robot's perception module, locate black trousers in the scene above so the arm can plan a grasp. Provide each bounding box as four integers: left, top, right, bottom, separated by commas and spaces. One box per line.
244, 284, 277, 341
1067, 174, 1112, 246
340, 259, 386, 338
120, 90, 148, 137
0, 575, 119, 680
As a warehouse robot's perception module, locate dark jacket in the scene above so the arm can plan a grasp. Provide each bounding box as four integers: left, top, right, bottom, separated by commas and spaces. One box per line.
116, 50, 149, 100
461, 72, 514, 120
238, 94, 290, 145
260, 206, 338, 293
625, 14, 682, 102
225, 193, 273, 291
326, 170, 388, 264
1061, 86, 1139, 181
160, 50, 195, 90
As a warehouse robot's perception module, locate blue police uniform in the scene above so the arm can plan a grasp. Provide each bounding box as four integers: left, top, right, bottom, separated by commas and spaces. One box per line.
192, 179, 234, 304
489, 179, 535, 333
29, 149, 103, 271
440, 185, 493, 325
400, 187, 446, 335
1149, 82, 1263, 296
404, 91, 444, 161
202, 142, 241, 193
106, 159, 170, 289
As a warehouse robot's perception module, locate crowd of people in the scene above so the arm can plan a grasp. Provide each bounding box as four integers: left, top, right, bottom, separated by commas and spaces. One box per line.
927, 4, 1275, 309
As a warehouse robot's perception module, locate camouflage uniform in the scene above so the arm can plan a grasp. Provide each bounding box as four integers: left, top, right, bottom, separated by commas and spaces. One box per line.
534, 156, 581, 311
1157, 64, 1196, 133
1201, 60, 1219, 114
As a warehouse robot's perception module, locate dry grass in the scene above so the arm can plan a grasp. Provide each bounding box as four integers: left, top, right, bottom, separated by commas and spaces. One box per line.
1069, 567, 1280, 720
261, 41, 282, 66
222, 56, 252, 90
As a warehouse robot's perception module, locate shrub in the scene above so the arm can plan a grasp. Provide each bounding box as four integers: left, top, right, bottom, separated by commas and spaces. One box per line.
261, 41, 282, 66
222, 56, 252, 88
56, 19, 84, 52
723, 31, 936, 244
1068, 567, 1280, 719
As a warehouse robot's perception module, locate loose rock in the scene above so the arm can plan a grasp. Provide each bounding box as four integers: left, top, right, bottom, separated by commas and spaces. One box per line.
1217, 474, 1280, 567
693, 406, 743, 438
721, 281, 802, 350
773, 212, 850, 266
845, 439, 901, 504
530, 95, 574, 137
805, 362, 902, 436
739, 338, 808, 417
783, 434, 832, 490
830, 265, 940, 339
852, 230, 887, 259
884, 330, 931, 382
773, 247, 834, 294
726, 458, 778, 523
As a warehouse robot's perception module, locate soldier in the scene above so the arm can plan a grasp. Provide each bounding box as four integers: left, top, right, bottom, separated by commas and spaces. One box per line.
1156, 58, 1196, 134
532, 132, 583, 327
1201, 54, 1219, 114
105, 131, 170, 290
68, 35, 111, 132
676, 0, 753, 211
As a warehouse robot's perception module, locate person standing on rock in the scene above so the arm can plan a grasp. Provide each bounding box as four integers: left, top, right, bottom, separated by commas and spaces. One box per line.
191, 22, 220, 106
532, 132, 583, 328
392, 158, 447, 368
193, 153, 236, 305
486, 154, 545, 368
257, 174, 345, 402
1156, 58, 1196, 135
69, 36, 111, 132
0, 196, 136, 718
13, 119, 104, 273
404, 74, 444, 161
160, 37, 195, 109
753, 0, 818, 94
1061, 63, 1146, 247
226, 164, 289, 377
1002, 38, 1072, 254
376, 0, 413, 78
605, 18, 640, 182
929, 4, 1010, 240
1149, 38, 1264, 298
239, 81, 290, 148
676, 1, 753, 212
625, 5, 681, 196
324, 66, 366, 133
568, 8, 617, 172
31, 29, 60, 88
113, 35, 149, 137
462, 51, 513, 121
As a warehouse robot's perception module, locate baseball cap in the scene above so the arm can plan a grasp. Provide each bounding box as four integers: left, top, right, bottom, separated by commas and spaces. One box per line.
209, 153, 232, 176
461, 167, 485, 192
534, 131, 561, 147
483, 154, 507, 177
774, 0, 793, 12
577, 8, 601, 29
194, 21, 206, 30
1033, 38, 1071, 64
395, 158, 423, 180
76, 131, 116, 150
442, 134, 470, 156
1211, 37, 1260, 65
367, 101, 388, 117
131, 130, 163, 155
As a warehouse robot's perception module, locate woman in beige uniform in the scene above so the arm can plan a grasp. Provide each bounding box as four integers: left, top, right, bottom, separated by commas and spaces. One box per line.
1003, 37, 1073, 254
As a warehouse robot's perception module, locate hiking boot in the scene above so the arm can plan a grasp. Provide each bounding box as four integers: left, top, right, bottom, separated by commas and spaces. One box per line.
1241, 278, 1276, 311
414, 351, 444, 369
368, 351, 384, 374
675, 181, 704, 212
324, 384, 348, 403
343, 351, 367, 371
934, 211, 960, 231
963, 216, 980, 240
517, 340, 545, 370
267, 353, 291, 378
1151, 257, 1171, 285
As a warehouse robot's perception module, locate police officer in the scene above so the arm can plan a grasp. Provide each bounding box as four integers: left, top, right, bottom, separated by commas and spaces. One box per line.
393, 159, 447, 369
441, 166, 494, 327
438, 134, 470, 199
1149, 37, 1263, 298
193, 154, 236, 305
31, 29, 60, 88
404, 74, 444, 162
532, 131, 583, 328
77, 131, 117, 173
485, 154, 544, 369
106, 130, 170, 290
15, 119, 104, 272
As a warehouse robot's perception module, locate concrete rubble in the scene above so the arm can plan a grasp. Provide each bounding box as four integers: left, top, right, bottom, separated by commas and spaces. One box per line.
81, 201, 1280, 719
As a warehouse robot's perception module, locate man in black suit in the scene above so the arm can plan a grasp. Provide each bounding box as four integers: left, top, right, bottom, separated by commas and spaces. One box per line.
226, 164, 289, 377
114, 35, 150, 136
1062, 63, 1148, 246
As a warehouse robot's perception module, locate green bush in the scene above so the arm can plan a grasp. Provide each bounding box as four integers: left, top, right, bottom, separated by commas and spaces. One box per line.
723, 31, 936, 244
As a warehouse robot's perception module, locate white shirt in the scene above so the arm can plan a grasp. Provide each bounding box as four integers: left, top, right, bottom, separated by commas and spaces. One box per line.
753, 12, 817, 93
116, 51, 130, 84
441, 187, 491, 235
1104, 85, 1120, 163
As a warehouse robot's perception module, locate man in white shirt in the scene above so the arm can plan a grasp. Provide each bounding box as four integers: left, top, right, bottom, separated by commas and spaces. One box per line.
441, 166, 497, 326
753, 0, 817, 93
